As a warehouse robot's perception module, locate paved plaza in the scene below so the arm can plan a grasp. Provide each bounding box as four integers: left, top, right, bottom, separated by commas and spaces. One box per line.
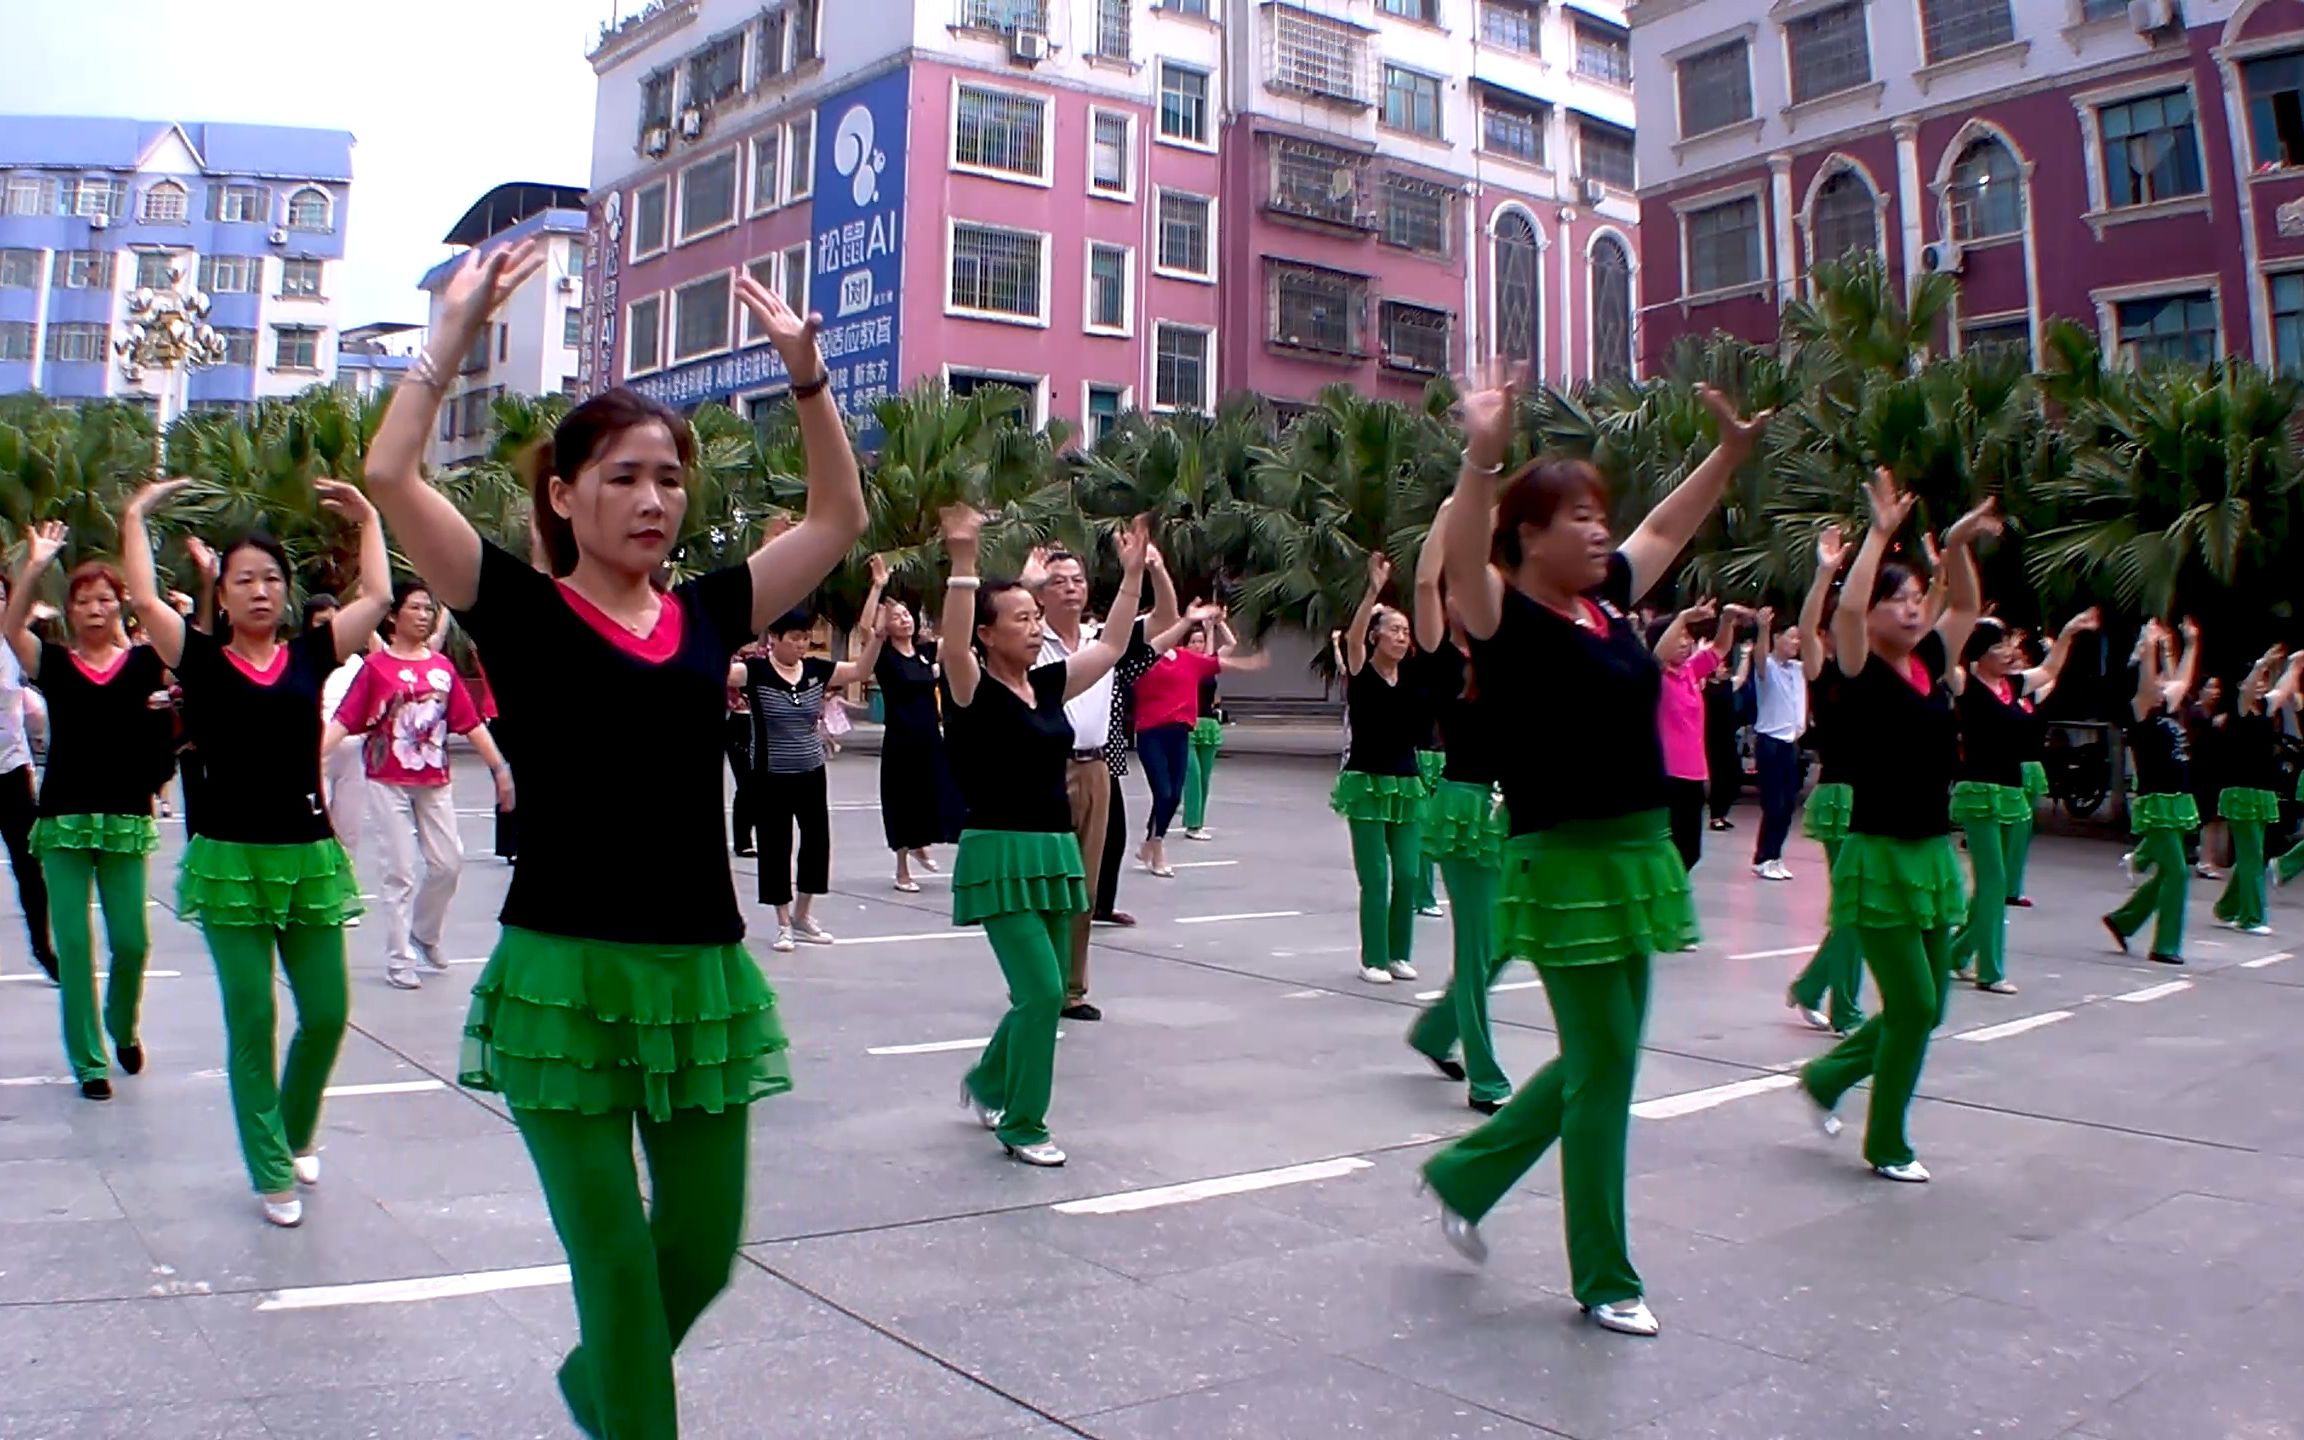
4, 748, 2303, 1439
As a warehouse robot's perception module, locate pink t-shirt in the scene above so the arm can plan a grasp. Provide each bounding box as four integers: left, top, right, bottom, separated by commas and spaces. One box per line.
333, 651, 484, 787
1133, 648, 1222, 733
1656, 647, 1720, 782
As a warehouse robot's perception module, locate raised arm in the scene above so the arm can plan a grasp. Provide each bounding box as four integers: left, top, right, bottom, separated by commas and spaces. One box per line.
1933, 498, 2000, 665
1751, 604, 1774, 663
1620, 385, 1773, 603
4, 521, 65, 673
2133, 620, 2165, 721
1343, 552, 1388, 676
2021, 608, 2102, 695
1144, 544, 1181, 641
1835, 470, 1915, 679
2270, 651, 2304, 716
1799, 526, 1847, 682
1712, 602, 1748, 660
830, 555, 891, 688
318, 480, 392, 663
1412, 502, 1448, 653
1065, 517, 1150, 702
119, 479, 193, 670
1650, 601, 1707, 659
938, 506, 985, 709
1445, 371, 1514, 640
183, 537, 219, 636
2166, 617, 2203, 710
1149, 601, 1221, 657
734, 276, 868, 632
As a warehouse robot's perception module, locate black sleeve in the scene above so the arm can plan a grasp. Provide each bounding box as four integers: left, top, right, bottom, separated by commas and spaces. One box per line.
128, 643, 166, 693
1916, 631, 1949, 685
1125, 621, 1155, 668
293, 625, 340, 687
806, 656, 837, 687
686, 564, 756, 662
741, 656, 770, 692
1597, 551, 1634, 612
456, 541, 555, 655
1029, 660, 1069, 712
34, 637, 63, 690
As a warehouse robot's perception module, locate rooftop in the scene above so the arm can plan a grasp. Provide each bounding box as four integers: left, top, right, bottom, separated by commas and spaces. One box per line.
444, 182, 590, 247
0, 116, 355, 181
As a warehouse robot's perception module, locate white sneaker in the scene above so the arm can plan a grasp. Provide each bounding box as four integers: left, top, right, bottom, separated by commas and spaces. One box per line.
1360, 966, 1393, 985
1183, 827, 1214, 841
2120, 852, 2137, 883
1387, 960, 1418, 981
1874, 1159, 1931, 1183
413, 940, 449, 973
1785, 988, 1832, 1032
1005, 1140, 1067, 1167
1416, 904, 1444, 918
385, 966, 421, 990
1755, 860, 1793, 881
1802, 1086, 1843, 1139
772, 927, 796, 953
790, 918, 836, 945
292, 1152, 321, 1186
2196, 863, 2222, 880
262, 1194, 303, 1228
2245, 923, 2276, 937
1588, 1298, 1661, 1337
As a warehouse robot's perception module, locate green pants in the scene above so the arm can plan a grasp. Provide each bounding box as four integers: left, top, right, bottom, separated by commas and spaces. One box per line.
516, 1103, 749, 1440
966, 909, 1070, 1148
2107, 828, 2189, 959
1950, 819, 2021, 986
2280, 834, 2304, 888
1405, 859, 1512, 1104
1787, 838, 1863, 1030
2007, 812, 2035, 898
1801, 925, 1952, 1169
1421, 955, 1648, 1308
1347, 817, 1421, 971
2216, 819, 2268, 929
203, 923, 349, 1195
47, 849, 150, 1083
1182, 737, 1217, 832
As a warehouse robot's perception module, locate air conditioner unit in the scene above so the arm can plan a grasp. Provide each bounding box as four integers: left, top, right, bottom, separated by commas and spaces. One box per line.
88, 211, 110, 230
2128, 0, 2178, 33
267, 228, 289, 247
1010, 28, 1049, 63
1920, 240, 1964, 274
642, 125, 671, 157
677, 104, 706, 140
1578, 176, 1606, 207
557, 275, 577, 293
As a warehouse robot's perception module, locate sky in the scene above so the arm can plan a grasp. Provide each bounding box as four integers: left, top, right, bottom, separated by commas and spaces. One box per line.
10, 0, 608, 326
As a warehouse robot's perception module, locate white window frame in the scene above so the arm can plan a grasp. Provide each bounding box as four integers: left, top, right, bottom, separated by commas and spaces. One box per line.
285, 186, 333, 232
1087, 107, 1137, 201
631, 181, 671, 262
133, 250, 178, 290
1158, 62, 1216, 150
277, 257, 325, 300
215, 184, 269, 224
627, 294, 666, 375
2091, 275, 2222, 369
940, 365, 1049, 428
787, 112, 816, 202
272, 325, 323, 372
750, 128, 785, 214
944, 219, 1053, 327
1082, 381, 1132, 443
950, 81, 1055, 187
740, 254, 781, 346
781, 239, 810, 317
1797, 155, 1889, 276
670, 269, 736, 363
1670, 178, 1771, 301
1953, 308, 2033, 360
2071, 74, 2212, 234
1779, 0, 1876, 109
1083, 239, 1136, 337
1150, 322, 1216, 413
1152, 187, 1218, 283
675, 147, 743, 245
140, 180, 188, 225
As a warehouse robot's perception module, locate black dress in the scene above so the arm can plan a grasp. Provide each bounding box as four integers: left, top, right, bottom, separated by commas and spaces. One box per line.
876, 642, 962, 851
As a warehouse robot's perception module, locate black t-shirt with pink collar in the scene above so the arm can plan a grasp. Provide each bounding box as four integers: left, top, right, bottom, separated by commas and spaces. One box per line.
173, 625, 339, 844
455, 540, 754, 945
34, 639, 170, 818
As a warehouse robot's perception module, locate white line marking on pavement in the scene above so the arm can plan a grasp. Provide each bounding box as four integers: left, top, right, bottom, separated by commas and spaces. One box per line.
1954, 1011, 2073, 1042
1631, 1073, 1797, 1120
833, 930, 975, 947
0, 1074, 67, 1087
448, 956, 489, 966
1176, 910, 1304, 925
2113, 980, 2192, 1004
257, 1263, 572, 1312
324, 1080, 448, 1098
1727, 946, 1813, 962
1282, 989, 1324, 999
1053, 1157, 1375, 1215
866, 1038, 989, 1056
1171, 860, 1239, 870
2242, 952, 2292, 969
1414, 979, 1540, 1002
0, 969, 181, 985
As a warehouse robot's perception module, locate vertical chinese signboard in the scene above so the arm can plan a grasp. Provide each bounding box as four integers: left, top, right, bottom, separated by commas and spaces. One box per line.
580, 190, 620, 397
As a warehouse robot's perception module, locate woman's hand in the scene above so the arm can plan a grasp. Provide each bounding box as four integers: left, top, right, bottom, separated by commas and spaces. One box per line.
867, 552, 890, 588
1816, 524, 1846, 572
1459, 360, 1524, 471
940, 504, 984, 550
2062, 607, 2103, 637
1115, 514, 1152, 574
126, 477, 194, 519
22, 520, 64, 575
1943, 496, 2004, 551
1862, 468, 1915, 536
735, 274, 823, 382
1366, 550, 1392, 593
1695, 384, 1773, 460
492, 765, 516, 813
314, 478, 376, 528
439, 240, 543, 344
1677, 599, 1717, 627
185, 535, 219, 584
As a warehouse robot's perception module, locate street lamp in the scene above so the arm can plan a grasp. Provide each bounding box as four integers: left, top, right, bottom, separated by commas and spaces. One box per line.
115, 258, 228, 434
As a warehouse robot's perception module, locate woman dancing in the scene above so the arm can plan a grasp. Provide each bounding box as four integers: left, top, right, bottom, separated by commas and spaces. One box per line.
875, 584, 962, 892
122, 476, 388, 1226
2212, 648, 2298, 936
1784, 528, 1861, 1033
4, 527, 172, 1097
1420, 374, 1770, 1337
1651, 598, 1746, 870
942, 506, 1148, 1168
1333, 552, 1428, 986
1131, 604, 1254, 877
1799, 472, 1995, 1184
365, 247, 863, 1436
1179, 615, 1238, 841
2105, 619, 2201, 966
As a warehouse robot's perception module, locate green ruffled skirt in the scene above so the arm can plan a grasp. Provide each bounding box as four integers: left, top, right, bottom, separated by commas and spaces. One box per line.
1827, 833, 1967, 932
1496, 810, 1696, 968
1950, 780, 2031, 825
1802, 782, 1853, 843
1190, 717, 1224, 750
2022, 760, 2050, 805
459, 926, 789, 1121
2130, 791, 2201, 836
2220, 786, 2282, 823
951, 829, 1087, 925
1416, 749, 1444, 786
1330, 770, 1431, 825
176, 836, 363, 929
32, 812, 158, 857
1422, 779, 1509, 867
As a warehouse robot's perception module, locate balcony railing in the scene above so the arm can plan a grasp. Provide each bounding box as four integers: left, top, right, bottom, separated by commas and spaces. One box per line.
957, 0, 1048, 31
1267, 140, 1370, 228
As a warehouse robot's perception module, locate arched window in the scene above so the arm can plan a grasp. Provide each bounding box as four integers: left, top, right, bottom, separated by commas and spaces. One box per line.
286, 186, 332, 231
1809, 169, 1878, 267
1591, 236, 1632, 381
1947, 139, 2023, 241
1493, 210, 1540, 373
140, 180, 187, 224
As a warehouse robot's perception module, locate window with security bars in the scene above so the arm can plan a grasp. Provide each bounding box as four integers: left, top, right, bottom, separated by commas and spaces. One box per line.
1788, 2, 1871, 104
53, 251, 112, 289
0, 250, 36, 288
954, 87, 1049, 179
1809, 171, 1878, 266
1677, 41, 1751, 137
1592, 236, 1631, 380
639, 72, 674, 133
1493, 211, 1538, 367
2117, 292, 2218, 366
958, 0, 1049, 29
273, 326, 322, 371
2275, 273, 2304, 375
1686, 196, 1762, 293
1383, 66, 1443, 137
1483, 94, 1545, 165
286, 188, 330, 230
1576, 18, 1632, 86
1093, 0, 1130, 59
1154, 324, 1209, 410
142, 182, 188, 224
756, 11, 788, 83
792, 0, 819, 62
689, 31, 745, 105
1579, 119, 1635, 189
1161, 63, 1210, 143
1483, 1, 1538, 53
1091, 112, 1132, 194
1157, 192, 1212, 275
678, 151, 739, 240
1087, 243, 1129, 330
1961, 318, 2031, 364
2099, 90, 2205, 207
1381, 175, 1452, 257
628, 296, 663, 373
950, 223, 1046, 319
1270, 140, 1363, 225
1269, 263, 1366, 355
1921, 0, 2014, 63
1271, 7, 1368, 105
674, 273, 732, 361
46, 323, 108, 363
0, 322, 33, 362
1380, 302, 1450, 373
1948, 139, 2023, 239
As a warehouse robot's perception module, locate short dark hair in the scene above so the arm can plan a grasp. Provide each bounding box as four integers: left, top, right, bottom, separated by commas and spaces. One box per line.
523, 387, 694, 578
1869, 561, 1923, 609
303, 592, 340, 632
766, 607, 814, 638
972, 579, 1036, 649
1962, 615, 2009, 666
220, 532, 291, 583
1491, 459, 1610, 569
381, 580, 434, 642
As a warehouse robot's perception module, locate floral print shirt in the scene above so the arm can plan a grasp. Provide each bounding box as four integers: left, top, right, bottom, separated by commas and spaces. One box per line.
332, 650, 482, 788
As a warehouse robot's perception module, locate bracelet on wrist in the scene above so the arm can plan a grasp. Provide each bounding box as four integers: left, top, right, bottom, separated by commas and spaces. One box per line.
947, 575, 982, 591
790, 369, 831, 400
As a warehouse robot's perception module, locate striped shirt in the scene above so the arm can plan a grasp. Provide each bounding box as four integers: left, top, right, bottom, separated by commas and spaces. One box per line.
746, 656, 833, 774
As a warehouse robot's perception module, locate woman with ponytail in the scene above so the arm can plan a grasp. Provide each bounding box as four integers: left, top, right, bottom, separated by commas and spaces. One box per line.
2106, 619, 2202, 966
2212, 648, 2298, 935
1784, 527, 1862, 1033
1332, 551, 1428, 986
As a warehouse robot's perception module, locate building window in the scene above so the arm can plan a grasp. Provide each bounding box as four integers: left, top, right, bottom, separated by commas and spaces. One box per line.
1483, 0, 1538, 53
1948, 138, 2024, 239
757, 9, 789, 83
1271, 5, 1370, 105
273, 326, 322, 371
781, 240, 809, 315
1165, 0, 1208, 15
2098, 91, 2205, 208
1579, 119, 1636, 189
1493, 211, 1539, 368
1269, 262, 1366, 355
741, 256, 780, 345
2273, 273, 2304, 375
1378, 0, 1438, 19
1788, 2, 1871, 104
958, 0, 1049, 29
285, 187, 332, 230
141, 181, 188, 224
639, 71, 675, 139
63, 178, 124, 219
1920, 0, 2014, 64
628, 295, 664, 374
1481, 91, 1546, 165
135, 251, 178, 290
198, 254, 259, 294
0, 249, 40, 288
2245, 53, 2304, 169
567, 240, 585, 280
564, 306, 584, 348
1086, 384, 1126, 443
1087, 242, 1131, 332
633, 182, 669, 258
751, 130, 784, 212
1160, 63, 1211, 144
673, 272, 733, 362
220, 328, 257, 366
792, 0, 820, 63
1270, 139, 1364, 226
1575, 16, 1633, 87
45, 323, 109, 363
1592, 236, 1632, 380
1381, 174, 1454, 257
1809, 170, 1878, 266
2081, 0, 2126, 16
457, 386, 498, 442
689, 29, 746, 105
1090, 110, 1133, 196
1686, 195, 1763, 293
279, 257, 324, 298
1677, 41, 1752, 138
1960, 317, 2031, 364
786, 113, 815, 201
1156, 191, 1213, 277
0, 322, 33, 362
210, 184, 270, 224
953, 85, 1050, 181
677, 150, 740, 242
1379, 300, 1450, 373
461, 329, 490, 374
53, 251, 113, 290
1092, 0, 1131, 59
3, 176, 54, 217
1153, 324, 1211, 411
743, 390, 788, 426
1382, 66, 1444, 137
2115, 291, 2217, 366
949, 222, 1047, 321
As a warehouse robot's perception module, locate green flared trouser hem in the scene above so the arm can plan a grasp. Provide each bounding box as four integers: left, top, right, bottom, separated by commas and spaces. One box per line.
950, 829, 1088, 926
1330, 770, 1431, 825
176, 835, 364, 929
1182, 719, 1223, 832
203, 921, 349, 1195
2217, 814, 2272, 930
1949, 814, 2024, 987
966, 908, 1072, 1149
2021, 760, 2051, 805
1949, 781, 2030, 826
1412, 753, 1445, 911
1800, 924, 1954, 1169
459, 927, 792, 1124
2219, 787, 2282, 824
1405, 857, 1514, 1104
1347, 815, 1422, 971
32, 812, 159, 857
1787, 837, 1865, 1031
46, 848, 151, 1083
1420, 780, 1510, 868
1495, 812, 1697, 968
2128, 791, 2201, 836
2108, 827, 2191, 959
1421, 954, 1650, 1308
1827, 833, 1968, 933
1801, 782, 1853, 844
